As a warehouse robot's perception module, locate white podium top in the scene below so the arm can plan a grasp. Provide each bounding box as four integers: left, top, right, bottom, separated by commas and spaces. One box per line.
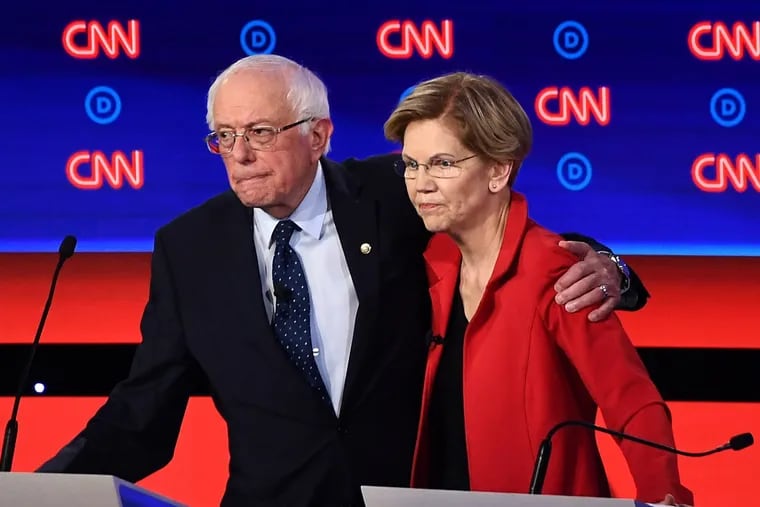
0, 472, 187, 507
362, 486, 659, 507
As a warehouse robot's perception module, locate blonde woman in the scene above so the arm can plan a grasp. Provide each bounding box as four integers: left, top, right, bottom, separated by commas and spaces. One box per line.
384, 72, 693, 506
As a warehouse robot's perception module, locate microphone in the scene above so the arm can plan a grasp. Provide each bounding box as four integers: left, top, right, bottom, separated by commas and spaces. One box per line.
273, 283, 292, 301
528, 419, 753, 495
425, 331, 444, 347
0, 235, 77, 472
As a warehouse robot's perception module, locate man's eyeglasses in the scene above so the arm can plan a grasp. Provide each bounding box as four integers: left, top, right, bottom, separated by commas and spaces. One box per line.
205, 117, 314, 155
393, 154, 477, 179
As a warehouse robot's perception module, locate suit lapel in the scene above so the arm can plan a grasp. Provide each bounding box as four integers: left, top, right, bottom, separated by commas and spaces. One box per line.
322, 159, 380, 412
211, 193, 272, 353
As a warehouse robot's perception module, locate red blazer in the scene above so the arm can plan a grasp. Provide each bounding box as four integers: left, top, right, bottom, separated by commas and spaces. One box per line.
411, 192, 694, 505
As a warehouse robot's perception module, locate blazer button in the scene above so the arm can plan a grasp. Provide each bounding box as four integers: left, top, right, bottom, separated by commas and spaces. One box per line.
337, 424, 348, 435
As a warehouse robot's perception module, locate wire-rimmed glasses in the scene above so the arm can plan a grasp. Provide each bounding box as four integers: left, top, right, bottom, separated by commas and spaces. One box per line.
204, 117, 314, 154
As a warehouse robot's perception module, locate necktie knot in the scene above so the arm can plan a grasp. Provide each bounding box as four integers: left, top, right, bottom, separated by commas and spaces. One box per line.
272, 219, 299, 247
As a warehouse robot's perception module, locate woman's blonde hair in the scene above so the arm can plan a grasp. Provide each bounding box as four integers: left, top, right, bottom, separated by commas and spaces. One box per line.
384, 72, 532, 183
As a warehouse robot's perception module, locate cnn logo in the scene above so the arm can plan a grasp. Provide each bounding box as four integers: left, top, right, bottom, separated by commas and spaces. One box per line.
62, 20, 140, 59
66, 150, 144, 190
534, 87, 611, 126
692, 153, 760, 193
688, 21, 760, 60
377, 20, 453, 59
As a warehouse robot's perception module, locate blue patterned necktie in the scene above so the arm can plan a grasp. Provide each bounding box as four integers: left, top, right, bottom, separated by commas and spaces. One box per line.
270, 219, 329, 402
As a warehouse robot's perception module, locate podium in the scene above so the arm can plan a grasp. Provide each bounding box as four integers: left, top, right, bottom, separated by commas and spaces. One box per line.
362, 486, 659, 507
0, 472, 188, 507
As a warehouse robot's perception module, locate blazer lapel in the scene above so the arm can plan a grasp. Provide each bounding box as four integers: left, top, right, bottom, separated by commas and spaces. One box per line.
424, 235, 461, 339
322, 159, 380, 412
210, 193, 273, 356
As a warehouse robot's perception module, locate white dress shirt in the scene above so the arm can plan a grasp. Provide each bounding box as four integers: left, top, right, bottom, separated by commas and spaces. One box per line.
252, 161, 358, 415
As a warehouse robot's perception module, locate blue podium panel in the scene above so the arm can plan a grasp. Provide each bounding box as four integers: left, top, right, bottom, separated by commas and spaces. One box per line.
119, 482, 186, 507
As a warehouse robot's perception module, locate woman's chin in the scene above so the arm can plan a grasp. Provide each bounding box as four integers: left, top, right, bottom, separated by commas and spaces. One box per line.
420, 216, 449, 233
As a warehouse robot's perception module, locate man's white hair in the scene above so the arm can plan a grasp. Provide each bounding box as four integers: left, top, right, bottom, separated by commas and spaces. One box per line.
206, 54, 332, 154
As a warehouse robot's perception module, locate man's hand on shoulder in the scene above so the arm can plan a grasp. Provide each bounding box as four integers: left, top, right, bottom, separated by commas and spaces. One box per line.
554, 240, 623, 322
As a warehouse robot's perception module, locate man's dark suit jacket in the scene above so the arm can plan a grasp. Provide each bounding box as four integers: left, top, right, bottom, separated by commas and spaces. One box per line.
38, 154, 648, 506
39, 155, 432, 506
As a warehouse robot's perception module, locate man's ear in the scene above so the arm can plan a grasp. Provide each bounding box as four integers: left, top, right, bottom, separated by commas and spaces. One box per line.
311, 118, 333, 155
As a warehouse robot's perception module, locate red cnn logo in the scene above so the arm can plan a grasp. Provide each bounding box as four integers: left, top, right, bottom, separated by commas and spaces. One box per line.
66, 150, 144, 190
377, 20, 453, 59
62, 20, 140, 59
688, 21, 760, 60
692, 153, 760, 192
534, 87, 611, 126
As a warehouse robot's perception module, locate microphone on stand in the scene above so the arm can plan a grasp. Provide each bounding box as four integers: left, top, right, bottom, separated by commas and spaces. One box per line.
424, 331, 444, 347
0, 235, 77, 472
529, 419, 753, 495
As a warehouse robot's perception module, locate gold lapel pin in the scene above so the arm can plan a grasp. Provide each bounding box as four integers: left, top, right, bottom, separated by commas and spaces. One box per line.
360, 243, 372, 255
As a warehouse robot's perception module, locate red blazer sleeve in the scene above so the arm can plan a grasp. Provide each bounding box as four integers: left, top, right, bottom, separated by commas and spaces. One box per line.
544, 284, 694, 505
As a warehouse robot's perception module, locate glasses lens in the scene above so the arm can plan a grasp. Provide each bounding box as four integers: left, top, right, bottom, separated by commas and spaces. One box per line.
428, 158, 464, 178
246, 127, 277, 149
206, 134, 222, 154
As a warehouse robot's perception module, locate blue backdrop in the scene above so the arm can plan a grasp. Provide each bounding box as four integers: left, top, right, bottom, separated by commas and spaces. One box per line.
1, 0, 758, 254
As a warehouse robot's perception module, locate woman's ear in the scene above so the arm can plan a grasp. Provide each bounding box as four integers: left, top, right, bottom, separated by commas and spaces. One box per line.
488, 161, 513, 193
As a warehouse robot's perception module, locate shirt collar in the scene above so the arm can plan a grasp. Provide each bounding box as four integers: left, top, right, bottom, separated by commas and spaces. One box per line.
253, 160, 327, 247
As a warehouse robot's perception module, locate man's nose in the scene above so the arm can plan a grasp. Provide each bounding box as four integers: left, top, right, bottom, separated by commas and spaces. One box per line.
230, 134, 256, 163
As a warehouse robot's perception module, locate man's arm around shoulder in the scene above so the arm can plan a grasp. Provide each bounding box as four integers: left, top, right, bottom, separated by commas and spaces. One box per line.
558, 232, 650, 312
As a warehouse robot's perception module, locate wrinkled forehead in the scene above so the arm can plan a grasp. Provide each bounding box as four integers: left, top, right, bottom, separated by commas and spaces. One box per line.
213, 69, 292, 126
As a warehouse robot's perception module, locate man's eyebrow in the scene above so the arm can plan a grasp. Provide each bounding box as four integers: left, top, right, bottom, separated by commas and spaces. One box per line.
214, 119, 275, 130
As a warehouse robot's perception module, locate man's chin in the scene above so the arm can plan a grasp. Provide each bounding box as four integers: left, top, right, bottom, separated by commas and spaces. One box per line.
234, 189, 270, 208
233, 179, 269, 204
